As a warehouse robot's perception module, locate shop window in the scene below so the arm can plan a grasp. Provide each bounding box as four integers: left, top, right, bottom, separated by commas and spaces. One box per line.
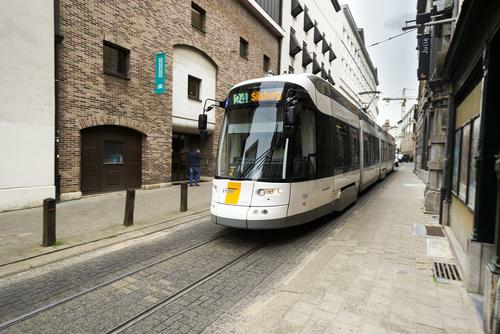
240, 38, 249, 58
452, 116, 480, 208
263, 54, 271, 72
187, 75, 201, 100
191, 2, 206, 32
452, 130, 461, 194
458, 123, 471, 201
103, 41, 130, 78
468, 116, 481, 209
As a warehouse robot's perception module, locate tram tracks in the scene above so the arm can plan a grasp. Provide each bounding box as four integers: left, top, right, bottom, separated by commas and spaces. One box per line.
104, 243, 267, 334
0, 229, 236, 332
1, 178, 384, 333
107, 199, 369, 334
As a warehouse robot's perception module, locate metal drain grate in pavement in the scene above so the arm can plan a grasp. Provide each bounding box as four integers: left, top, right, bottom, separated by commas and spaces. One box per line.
433, 262, 461, 281
426, 225, 445, 237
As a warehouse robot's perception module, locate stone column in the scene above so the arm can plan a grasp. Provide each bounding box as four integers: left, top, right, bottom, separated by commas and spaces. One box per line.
484, 152, 500, 333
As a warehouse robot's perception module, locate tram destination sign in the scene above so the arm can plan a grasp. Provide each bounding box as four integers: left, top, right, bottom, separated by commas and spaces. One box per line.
230, 89, 283, 106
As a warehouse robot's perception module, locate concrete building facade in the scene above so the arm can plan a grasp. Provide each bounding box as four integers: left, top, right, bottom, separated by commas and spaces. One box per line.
56, 0, 280, 200
0, 0, 55, 211
439, 1, 500, 332
414, 0, 455, 213
278, 0, 380, 119
398, 105, 416, 160
412, 0, 500, 332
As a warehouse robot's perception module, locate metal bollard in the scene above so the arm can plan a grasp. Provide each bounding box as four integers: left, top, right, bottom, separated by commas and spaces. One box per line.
123, 189, 135, 227
180, 183, 188, 212
42, 198, 56, 247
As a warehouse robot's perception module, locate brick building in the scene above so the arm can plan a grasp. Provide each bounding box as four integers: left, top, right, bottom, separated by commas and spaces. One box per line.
56, 0, 280, 199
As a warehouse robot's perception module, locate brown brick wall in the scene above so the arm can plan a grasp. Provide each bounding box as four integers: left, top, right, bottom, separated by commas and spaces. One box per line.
58, 0, 280, 194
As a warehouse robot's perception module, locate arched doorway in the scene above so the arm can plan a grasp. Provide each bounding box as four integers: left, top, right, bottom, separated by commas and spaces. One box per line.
171, 45, 217, 182
81, 126, 143, 194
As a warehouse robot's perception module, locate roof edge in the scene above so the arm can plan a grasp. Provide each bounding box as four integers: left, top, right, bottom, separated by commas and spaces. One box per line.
341, 5, 379, 86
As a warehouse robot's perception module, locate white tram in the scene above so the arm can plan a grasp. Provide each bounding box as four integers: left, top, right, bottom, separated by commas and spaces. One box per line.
211, 74, 395, 229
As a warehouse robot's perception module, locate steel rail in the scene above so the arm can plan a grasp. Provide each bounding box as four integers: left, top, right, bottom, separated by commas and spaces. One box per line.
0, 228, 234, 331
104, 242, 267, 334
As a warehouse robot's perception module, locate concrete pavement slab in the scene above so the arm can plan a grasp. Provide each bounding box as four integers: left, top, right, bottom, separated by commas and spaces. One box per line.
0, 183, 212, 275
209, 165, 484, 334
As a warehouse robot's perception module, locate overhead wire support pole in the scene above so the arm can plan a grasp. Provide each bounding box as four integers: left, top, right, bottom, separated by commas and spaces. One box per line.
402, 17, 458, 31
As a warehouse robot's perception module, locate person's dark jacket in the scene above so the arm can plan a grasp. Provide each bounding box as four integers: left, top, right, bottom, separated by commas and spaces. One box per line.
188, 151, 202, 167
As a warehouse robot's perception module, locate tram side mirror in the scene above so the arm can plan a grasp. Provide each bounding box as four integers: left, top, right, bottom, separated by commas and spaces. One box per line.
285, 105, 297, 125
198, 114, 208, 131
285, 97, 298, 126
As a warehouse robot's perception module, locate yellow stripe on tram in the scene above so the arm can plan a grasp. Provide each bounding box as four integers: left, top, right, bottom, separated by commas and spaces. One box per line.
225, 182, 241, 205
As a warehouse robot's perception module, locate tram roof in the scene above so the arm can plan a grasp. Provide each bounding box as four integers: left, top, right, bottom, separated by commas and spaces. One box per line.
230, 74, 392, 139
230, 74, 315, 94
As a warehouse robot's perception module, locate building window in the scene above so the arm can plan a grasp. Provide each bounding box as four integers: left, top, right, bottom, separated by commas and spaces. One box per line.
191, 2, 206, 32
103, 142, 124, 164
240, 38, 249, 58
187, 75, 201, 100
103, 41, 130, 78
263, 55, 271, 72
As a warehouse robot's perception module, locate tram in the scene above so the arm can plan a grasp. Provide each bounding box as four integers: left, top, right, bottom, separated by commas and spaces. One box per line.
210, 74, 395, 229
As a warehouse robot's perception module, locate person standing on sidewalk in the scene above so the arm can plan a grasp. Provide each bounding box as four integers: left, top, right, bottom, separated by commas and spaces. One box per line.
188, 148, 202, 186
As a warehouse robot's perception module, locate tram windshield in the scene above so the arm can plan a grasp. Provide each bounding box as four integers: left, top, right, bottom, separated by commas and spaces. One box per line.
216, 82, 288, 181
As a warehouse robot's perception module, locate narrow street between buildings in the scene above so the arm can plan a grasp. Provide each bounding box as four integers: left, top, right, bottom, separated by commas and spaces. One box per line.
0, 165, 482, 334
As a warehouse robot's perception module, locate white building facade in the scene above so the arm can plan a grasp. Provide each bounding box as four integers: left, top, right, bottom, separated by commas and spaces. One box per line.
0, 0, 55, 211
399, 105, 416, 159
279, 0, 380, 120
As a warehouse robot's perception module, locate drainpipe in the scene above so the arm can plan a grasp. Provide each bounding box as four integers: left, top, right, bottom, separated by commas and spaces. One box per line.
54, 0, 63, 200
277, 36, 282, 75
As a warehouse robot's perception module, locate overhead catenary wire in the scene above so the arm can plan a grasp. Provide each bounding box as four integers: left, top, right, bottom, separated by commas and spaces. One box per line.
367, 28, 417, 48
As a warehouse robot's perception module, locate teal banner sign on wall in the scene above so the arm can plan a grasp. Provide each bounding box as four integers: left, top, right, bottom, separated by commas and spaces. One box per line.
155, 53, 166, 94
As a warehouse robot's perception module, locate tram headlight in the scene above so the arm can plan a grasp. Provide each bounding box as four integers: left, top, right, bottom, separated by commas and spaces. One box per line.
256, 188, 283, 196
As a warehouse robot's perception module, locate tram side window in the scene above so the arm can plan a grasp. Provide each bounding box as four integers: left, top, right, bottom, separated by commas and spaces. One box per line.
374, 139, 380, 162
316, 112, 334, 178
292, 106, 316, 179
334, 121, 349, 173
363, 132, 370, 166
350, 127, 359, 169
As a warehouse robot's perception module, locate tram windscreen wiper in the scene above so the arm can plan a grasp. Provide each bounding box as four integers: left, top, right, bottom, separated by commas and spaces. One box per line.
238, 147, 273, 180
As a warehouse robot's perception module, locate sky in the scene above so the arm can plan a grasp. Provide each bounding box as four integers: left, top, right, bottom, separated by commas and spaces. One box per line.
339, 0, 419, 126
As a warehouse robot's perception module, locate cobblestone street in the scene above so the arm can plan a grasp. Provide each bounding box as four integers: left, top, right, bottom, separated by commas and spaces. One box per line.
0, 165, 483, 333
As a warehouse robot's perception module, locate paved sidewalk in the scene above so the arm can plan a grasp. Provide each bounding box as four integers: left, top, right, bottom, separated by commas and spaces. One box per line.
0, 183, 211, 267
211, 165, 483, 334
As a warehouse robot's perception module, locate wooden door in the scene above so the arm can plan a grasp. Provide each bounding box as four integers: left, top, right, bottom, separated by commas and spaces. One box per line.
81, 126, 142, 194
